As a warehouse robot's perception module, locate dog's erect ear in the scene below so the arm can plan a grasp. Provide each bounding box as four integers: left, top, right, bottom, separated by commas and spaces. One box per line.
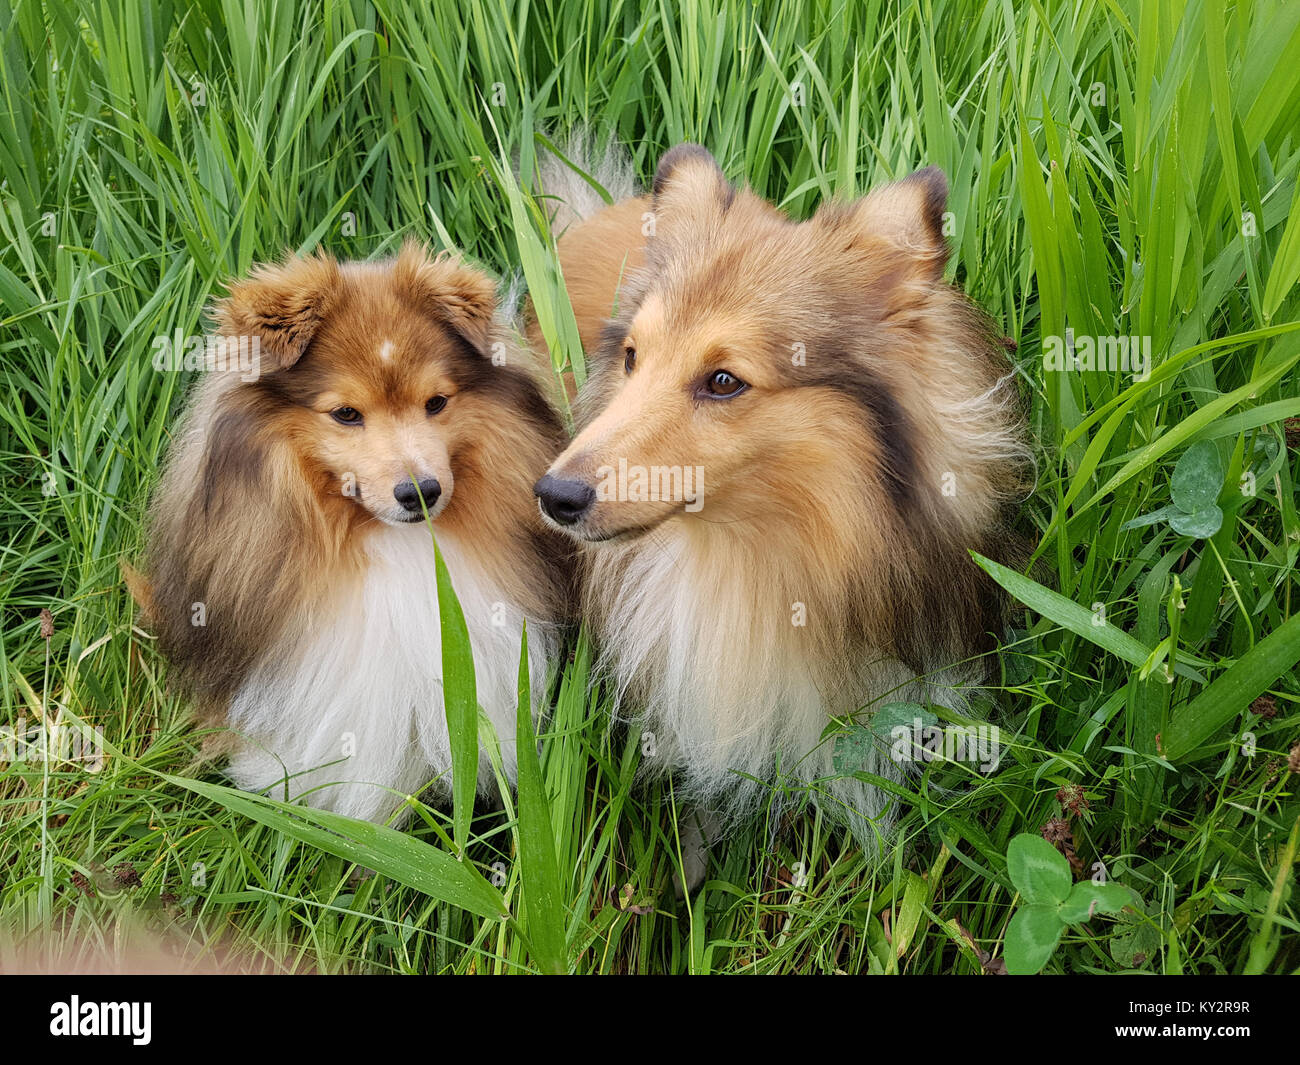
393, 240, 497, 354
649, 143, 734, 242
847, 166, 951, 280
213, 252, 341, 371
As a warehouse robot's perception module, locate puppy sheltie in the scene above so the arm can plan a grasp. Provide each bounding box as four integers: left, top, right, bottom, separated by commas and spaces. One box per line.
532, 141, 1030, 844
134, 242, 570, 822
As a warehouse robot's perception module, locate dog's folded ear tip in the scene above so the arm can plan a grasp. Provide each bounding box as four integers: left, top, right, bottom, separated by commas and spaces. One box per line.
395, 236, 441, 267
904, 164, 949, 204
393, 248, 499, 353
208, 254, 346, 371
893, 166, 950, 244
841, 164, 952, 268
652, 142, 728, 199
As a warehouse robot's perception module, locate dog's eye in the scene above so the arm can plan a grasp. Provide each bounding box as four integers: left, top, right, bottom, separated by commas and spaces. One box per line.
331, 407, 363, 425
624, 346, 636, 374
704, 370, 747, 398
426, 395, 448, 416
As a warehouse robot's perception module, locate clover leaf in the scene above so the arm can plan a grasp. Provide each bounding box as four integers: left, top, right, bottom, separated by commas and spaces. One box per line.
1002, 834, 1135, 974
1121, 440, 1224, 539
831, 702, 938, 775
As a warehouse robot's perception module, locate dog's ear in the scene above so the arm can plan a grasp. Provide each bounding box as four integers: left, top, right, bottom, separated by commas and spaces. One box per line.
652, 143, 731, 203
212, 252, 341, 371
649, 143, 734, 244
846, 166, 951, 280
393, 240, 497, 354
120, 559, 156, 623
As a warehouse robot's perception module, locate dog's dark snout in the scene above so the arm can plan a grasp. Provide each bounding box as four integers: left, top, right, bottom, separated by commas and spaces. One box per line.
534, 474, 595, 526
394, 477, 441, 512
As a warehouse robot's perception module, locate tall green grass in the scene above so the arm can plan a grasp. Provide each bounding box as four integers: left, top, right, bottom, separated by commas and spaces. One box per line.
1, 0, 1298, 973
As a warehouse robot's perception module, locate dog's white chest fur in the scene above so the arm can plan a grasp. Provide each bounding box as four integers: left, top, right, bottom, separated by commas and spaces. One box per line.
225, 526, 548, 822
593, 524, 948, 838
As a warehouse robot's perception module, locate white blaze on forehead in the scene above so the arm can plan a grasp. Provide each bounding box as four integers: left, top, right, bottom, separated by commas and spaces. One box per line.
379, 339, 395, 362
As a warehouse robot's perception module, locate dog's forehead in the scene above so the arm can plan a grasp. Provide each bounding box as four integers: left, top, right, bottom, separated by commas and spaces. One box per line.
283, 288, 460, 405
638, 235, 831, 347
659, 213, 824, 296
336, 268, 412, 325
318, 277, 451, 362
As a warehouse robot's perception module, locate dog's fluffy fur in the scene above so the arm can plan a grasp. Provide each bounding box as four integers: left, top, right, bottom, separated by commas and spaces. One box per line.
135, 242, 571, 821
534, 140, 1030, 839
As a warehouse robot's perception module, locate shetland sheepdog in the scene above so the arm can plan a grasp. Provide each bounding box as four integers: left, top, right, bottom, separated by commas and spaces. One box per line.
133, 242, 571, 822
531, 141, 1029, 848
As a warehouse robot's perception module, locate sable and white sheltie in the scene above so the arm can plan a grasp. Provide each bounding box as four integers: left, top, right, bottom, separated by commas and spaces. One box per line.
134, 242, 571, 822
532, 140, 1030, 847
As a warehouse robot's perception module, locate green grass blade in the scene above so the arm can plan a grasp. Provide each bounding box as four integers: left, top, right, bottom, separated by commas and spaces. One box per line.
433, 534, 478, 856
512, 623, 567, 973
159, 773, 508, 921
972, 552, 1202, 682
1161, 612, 1300, 761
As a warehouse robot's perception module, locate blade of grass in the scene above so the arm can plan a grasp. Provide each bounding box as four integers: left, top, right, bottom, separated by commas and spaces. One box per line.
159, 773, 508, 921
1161, 611, 1300, 761
512, 623, 567, 973
971, 552, 1204, 682
433, 533, 478, 856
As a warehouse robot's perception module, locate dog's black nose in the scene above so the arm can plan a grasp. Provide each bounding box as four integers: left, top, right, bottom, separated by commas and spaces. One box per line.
394, 477, 441, 513
534, 474, 595, 525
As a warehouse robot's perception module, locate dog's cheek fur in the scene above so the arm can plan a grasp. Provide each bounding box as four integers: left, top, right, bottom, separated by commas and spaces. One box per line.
143, 378, 361, 717
439, 380, 575, 621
